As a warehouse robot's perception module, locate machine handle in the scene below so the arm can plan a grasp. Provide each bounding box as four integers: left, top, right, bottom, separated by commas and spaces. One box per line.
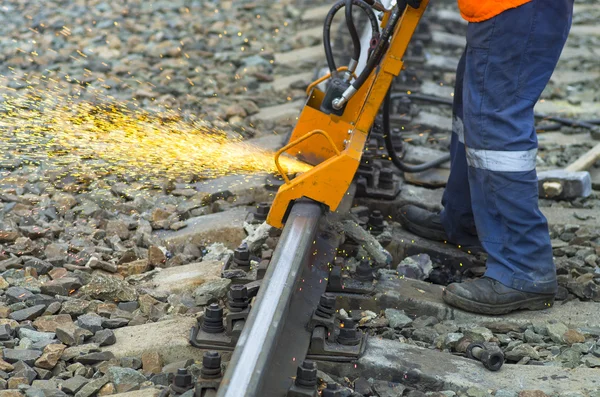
274, 129, 341, 184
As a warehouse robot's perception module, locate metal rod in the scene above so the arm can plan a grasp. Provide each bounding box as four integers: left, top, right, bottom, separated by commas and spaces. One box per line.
217, 201, 323, 397
470, 346, 483, 359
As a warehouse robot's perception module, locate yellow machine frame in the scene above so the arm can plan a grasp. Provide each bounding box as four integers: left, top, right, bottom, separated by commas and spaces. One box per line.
267, 0, 430, 229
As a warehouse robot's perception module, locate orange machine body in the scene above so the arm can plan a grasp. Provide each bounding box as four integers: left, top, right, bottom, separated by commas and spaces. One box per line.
267, 0, 430, 229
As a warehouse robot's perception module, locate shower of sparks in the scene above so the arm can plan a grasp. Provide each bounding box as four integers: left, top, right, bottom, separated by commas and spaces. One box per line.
0, 85, 311, 184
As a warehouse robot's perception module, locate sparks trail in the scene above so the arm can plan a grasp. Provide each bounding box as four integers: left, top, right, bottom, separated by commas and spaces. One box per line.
0, 89, 311, 181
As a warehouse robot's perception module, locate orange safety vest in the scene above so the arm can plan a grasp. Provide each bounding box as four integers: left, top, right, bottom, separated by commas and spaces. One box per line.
457, 0, 532, 22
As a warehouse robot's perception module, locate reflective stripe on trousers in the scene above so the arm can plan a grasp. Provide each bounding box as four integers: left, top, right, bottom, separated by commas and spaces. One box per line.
466, 148, 537, 172
453, 116, 538, 173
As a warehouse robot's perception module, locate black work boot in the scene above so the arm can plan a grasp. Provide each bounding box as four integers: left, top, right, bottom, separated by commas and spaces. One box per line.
397, 205, 448, 242
442, 277, 555, 315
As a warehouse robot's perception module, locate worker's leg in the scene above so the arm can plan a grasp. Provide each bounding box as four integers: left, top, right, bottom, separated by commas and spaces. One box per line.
398, 51, 480, 248
439, 50, 479, 248
443, 0, 573, 314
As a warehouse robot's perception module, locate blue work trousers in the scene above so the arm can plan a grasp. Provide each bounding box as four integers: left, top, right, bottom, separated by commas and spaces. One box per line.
439, 0, 574, 294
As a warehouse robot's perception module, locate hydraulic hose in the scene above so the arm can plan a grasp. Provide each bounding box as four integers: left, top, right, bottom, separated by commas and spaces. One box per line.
323, 0, 379, 75
351, 0, 406, 92
330, 0, 406, 110
383, 89, 451, 172
391, 92, 452, 106
390, 92, 596, 132
534, 113, 600, 131
346, 0, 362, 72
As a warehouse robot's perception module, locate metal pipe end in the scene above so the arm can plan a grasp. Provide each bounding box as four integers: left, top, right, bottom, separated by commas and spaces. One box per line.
465, 342, 485, 360
481, 350, 504, 371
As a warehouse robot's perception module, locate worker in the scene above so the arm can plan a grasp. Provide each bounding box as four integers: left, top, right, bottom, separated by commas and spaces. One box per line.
398, 0, 574, 315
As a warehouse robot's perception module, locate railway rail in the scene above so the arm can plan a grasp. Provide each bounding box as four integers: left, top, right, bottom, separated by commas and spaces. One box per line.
218, 200, 328, 396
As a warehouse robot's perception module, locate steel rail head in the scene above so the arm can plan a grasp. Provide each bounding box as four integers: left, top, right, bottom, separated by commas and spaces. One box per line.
217, 201, 323, 397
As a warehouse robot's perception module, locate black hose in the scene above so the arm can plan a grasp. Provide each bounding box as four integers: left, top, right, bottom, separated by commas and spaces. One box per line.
534, 113, 600, 131
390, 92, 598, 132
391, 92, 452, 106
323, 2, 342, 74
539, 124, 562, 132
346, 0, 362, 66
323, 0, 379, 75
383, 89, 451, 172
535, 122, 562, 132
351, 0, 407, 91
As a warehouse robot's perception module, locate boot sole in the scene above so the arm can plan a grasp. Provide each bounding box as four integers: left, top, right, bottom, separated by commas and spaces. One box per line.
443, 289, 555, 315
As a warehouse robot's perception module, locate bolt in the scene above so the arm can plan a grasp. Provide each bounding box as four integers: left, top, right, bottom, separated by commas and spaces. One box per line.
398, 69, 419, 90
374, 135, 386, 154
354, 259, 374, 282
411, 40, 424, 56
397, 96, 412, 115
201, 303, 225, 333
319, 294, 335, 308
201, 351, 222, 379
391, 131, 404, 152
315, 293, 336, 319
337, 319, 361, 346
294, 360, 318, 388
369, 209, 384, 224
358, 152, 374, 171
322, 383, 344, 397
230, 284, 247, 300
228, 284, 249, 312
233, 243, 250, 267
357, 152, 376, 188
368, 210, 385, 236
173, 368, 192, 389
378, 168, 394, 190
254, 202, 270, 222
